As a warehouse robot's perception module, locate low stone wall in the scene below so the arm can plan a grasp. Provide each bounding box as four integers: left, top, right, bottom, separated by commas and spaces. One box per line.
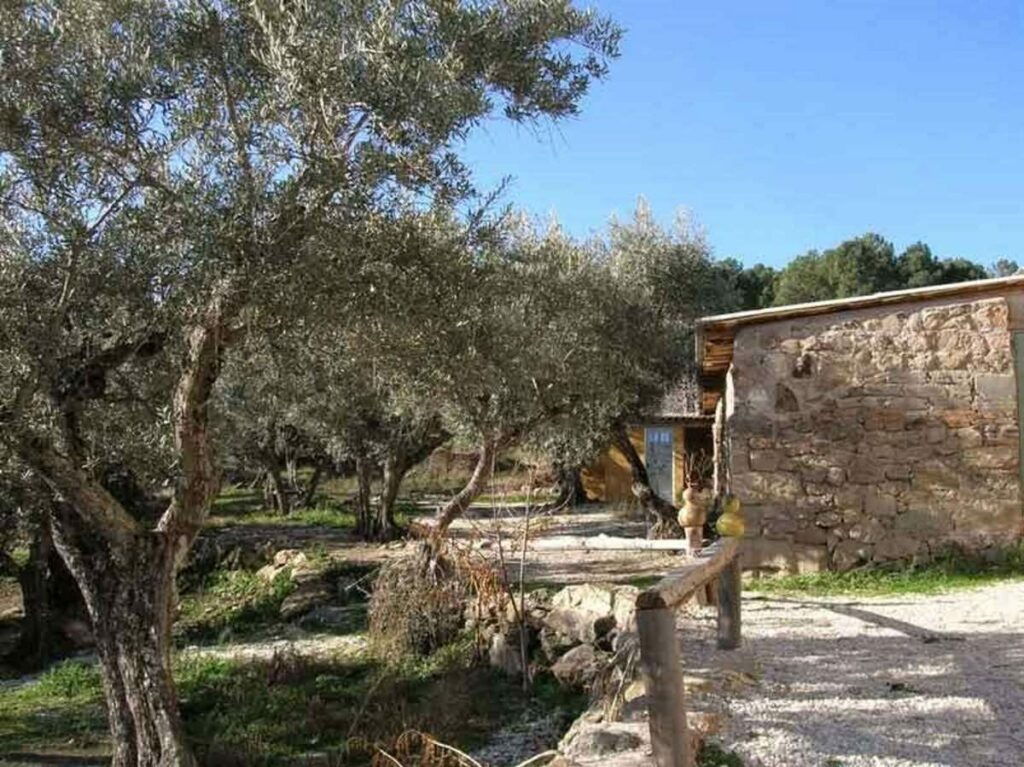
725, 294, 1024, 572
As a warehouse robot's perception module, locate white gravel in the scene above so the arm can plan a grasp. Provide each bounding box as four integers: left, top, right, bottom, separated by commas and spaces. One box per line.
686, 580, 1024, 767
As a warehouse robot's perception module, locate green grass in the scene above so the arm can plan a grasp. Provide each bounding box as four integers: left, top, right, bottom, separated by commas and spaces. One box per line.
749, 545, 1024, 597
0, 660, 108, 754
698, 741, 746, 766
0, 640, 585, 765
209, 487, 358, 531
176, 569, 296, 645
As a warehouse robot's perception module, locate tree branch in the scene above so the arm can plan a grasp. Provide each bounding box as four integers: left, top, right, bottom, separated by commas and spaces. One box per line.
157, 289, 235, 555
6, 429, 141, 557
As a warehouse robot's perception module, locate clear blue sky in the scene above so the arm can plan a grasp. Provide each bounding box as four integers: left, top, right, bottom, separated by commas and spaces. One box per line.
461, 0, 1024, 269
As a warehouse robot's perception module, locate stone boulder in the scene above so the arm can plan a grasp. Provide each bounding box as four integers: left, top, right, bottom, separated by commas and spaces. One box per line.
550, 643, 609, 689
488, 632, 524, 677
279, 578, 333, 620
544, 583, 639, 647
257, 549, 314, 582
560, 719, 646, 766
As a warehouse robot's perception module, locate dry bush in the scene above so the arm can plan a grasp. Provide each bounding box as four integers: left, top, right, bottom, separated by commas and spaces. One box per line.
368, 546, 467, 662
368, 540, 509, 663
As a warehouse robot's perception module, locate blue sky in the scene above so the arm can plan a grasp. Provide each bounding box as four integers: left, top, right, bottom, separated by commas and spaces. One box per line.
461, 0, 1024, 269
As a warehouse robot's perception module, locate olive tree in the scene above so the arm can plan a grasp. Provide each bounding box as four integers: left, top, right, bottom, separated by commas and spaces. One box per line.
584, 203, 732, 530
0, 2, 619, 763
345, 215, 616, 539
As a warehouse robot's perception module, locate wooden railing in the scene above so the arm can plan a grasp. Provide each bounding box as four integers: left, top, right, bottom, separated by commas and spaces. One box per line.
634, 537, 742, 767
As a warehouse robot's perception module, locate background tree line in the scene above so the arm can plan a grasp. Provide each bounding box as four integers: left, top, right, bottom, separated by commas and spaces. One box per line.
719, 232, 1020, 311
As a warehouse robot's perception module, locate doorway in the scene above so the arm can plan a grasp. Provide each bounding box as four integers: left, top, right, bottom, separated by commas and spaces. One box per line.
644, 426, 675, 502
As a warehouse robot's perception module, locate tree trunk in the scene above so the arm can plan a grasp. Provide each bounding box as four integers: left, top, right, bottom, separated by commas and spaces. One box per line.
551, 462, 590, 509
11, 518, 52, 670
286, 457, 298, 493
51, 514, 194, 767
377, 454, 405, 541
264, 460, 290, 515
433, 435, 498, 544
611, 425, 680, 537
301, 462, 324, 509
354, 457, 375, 539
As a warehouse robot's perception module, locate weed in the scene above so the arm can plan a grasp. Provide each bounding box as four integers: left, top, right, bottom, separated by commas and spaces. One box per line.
749, 545, 1024, 597
176, 569, 295, 645
0, 660, 106, 753
698, 741, 745, 766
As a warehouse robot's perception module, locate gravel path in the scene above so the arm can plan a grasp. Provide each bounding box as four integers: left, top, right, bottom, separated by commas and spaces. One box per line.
686, 580, 1024, 767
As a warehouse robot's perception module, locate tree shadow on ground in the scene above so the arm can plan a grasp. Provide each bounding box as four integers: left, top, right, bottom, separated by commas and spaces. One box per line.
676, 595, 1024, 767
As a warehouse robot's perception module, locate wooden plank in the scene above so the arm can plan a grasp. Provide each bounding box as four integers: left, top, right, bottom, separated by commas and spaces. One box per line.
637, 538, 740, 610
716, 556, 742, 650
637, 607, 691, 767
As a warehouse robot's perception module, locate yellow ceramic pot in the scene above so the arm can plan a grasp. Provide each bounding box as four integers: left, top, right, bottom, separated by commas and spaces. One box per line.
716, 511, 745, 538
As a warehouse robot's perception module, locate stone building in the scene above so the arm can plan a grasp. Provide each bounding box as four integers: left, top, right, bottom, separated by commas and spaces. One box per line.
696, 275, 1024, 573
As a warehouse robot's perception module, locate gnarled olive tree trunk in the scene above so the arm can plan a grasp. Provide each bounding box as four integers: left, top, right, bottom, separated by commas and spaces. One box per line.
52, 513, 190, 767
551, 461, 591, 509
7, 307, 231, 767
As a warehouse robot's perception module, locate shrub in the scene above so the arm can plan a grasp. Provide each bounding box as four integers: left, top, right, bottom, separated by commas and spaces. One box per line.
368, 547, 471, 663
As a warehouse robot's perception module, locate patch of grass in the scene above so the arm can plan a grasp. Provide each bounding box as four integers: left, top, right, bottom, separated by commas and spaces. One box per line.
0, 641, 581, 765
698, 741, 745, 767
749, 545, 1024, 597
0, 660, 107, 754
177, 569, 296, 645
624, 574, 662, 590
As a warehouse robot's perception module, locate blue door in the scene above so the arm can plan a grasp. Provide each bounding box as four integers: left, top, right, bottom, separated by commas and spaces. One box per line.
645, 427, 674, 501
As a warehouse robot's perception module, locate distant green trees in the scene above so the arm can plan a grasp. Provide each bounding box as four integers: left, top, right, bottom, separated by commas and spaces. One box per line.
720, 233, 1008, 310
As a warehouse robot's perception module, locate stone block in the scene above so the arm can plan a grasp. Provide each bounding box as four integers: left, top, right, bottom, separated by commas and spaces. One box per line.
873, 535, 920, 562
832, 540, 872, 570
749, 449, 782, 471
794, 526, 830, 545
963, 446, 1017, 470
884, 464, 913, 481
848, 458, 885, 484
893, 508, 953, 537
826, 466, 847, 485
863, 491, 898, 518
741, 538, 828, 574
815, 510, 842, 528
912, 469, 959, 491
942, 410, 979, 429
975, 374, 1016, 408
864, 409, 905, 432
847, 519, 885, 544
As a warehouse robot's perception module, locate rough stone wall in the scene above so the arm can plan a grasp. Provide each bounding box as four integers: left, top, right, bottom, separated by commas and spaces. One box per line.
726, 295, 1024, 573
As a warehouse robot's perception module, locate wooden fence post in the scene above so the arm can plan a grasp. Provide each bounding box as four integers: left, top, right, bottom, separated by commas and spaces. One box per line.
716, 556, 741, 650
636, 606, 690, 767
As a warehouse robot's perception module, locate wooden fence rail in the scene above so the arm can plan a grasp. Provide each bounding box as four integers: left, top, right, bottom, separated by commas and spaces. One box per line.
634, 537, 742, 767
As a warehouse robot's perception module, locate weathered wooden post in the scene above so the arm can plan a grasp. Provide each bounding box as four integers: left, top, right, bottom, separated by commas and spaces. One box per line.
716, 556, 742, 650
636, 538, 741, 767
636, 603, 690, 767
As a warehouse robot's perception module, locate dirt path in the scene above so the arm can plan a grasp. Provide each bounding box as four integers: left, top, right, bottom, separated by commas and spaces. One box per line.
449, 505, 683, 585
677, 581, 1024, 767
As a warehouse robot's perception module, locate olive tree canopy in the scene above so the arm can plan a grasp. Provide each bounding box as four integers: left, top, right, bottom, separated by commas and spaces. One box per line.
0, 2, 619, 763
